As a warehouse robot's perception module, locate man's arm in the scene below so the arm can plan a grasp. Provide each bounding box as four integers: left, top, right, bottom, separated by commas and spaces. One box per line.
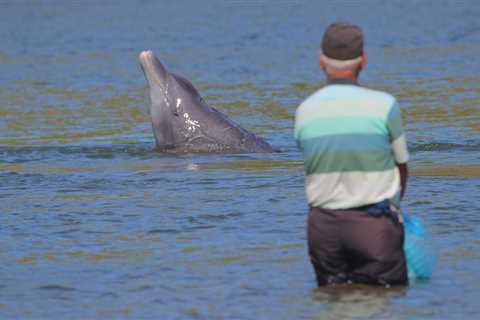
396, 162, 408, 200
388, 101, 409, 201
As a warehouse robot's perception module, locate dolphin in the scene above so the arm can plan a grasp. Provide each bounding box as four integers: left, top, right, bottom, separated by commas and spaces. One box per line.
138, 51, 275, 153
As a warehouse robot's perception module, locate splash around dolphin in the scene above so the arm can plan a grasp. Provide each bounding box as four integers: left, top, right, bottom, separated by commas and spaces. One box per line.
138, 51, 276, 153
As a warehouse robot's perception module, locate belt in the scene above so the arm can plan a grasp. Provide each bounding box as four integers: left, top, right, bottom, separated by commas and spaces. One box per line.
348, 203, 378, 211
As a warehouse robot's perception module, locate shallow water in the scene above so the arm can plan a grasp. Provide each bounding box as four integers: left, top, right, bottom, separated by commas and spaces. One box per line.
1, 1, 479, 319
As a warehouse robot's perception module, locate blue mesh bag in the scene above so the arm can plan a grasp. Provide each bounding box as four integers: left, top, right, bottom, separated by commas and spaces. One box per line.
402, 211, 436, 279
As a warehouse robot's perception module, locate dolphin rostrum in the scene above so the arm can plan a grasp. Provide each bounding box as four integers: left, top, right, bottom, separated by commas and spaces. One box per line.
138, 51, 275, 153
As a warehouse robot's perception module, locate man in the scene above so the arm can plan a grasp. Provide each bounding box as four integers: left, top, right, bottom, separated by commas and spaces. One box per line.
294, 22, 410, 286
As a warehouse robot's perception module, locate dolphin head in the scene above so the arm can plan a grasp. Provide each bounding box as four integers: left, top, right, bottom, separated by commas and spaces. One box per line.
139, 50, 218, 151
139, 50, 180, 150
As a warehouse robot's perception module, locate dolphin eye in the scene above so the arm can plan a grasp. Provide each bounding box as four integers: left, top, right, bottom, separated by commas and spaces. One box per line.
173, 98, 183, 116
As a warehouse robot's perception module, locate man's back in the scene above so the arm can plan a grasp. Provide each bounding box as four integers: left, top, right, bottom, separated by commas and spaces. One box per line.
295, 83, 408, 210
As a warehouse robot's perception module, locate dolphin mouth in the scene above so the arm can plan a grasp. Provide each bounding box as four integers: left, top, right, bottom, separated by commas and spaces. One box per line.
138, 50, 167, 88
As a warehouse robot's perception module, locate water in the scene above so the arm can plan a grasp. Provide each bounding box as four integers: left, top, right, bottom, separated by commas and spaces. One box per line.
1, 1, 479, 319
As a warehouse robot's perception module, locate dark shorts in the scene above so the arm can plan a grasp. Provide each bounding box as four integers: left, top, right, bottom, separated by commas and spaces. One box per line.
307, 206, 408, 287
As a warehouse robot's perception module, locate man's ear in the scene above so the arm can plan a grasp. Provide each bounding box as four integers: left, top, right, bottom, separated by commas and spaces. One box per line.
319, 53, 326, 70
361, 53, 368, 68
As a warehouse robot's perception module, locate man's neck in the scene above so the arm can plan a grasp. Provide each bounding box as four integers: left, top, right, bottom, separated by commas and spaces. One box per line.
327, 76, 359, 86
325, 68, 359, 85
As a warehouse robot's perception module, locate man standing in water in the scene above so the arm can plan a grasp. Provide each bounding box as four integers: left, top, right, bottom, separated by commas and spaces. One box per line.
294, 22, 410, 286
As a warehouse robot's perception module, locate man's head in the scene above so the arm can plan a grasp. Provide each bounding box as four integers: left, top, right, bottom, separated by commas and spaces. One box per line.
319, 22, 367, 80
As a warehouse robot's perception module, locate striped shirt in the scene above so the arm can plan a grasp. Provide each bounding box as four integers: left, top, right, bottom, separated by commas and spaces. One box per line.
294, 82, 409, 210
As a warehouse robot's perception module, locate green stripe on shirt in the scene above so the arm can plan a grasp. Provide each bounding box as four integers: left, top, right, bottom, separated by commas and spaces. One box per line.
304, 149, 396, 174
295, 116, 388, 140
